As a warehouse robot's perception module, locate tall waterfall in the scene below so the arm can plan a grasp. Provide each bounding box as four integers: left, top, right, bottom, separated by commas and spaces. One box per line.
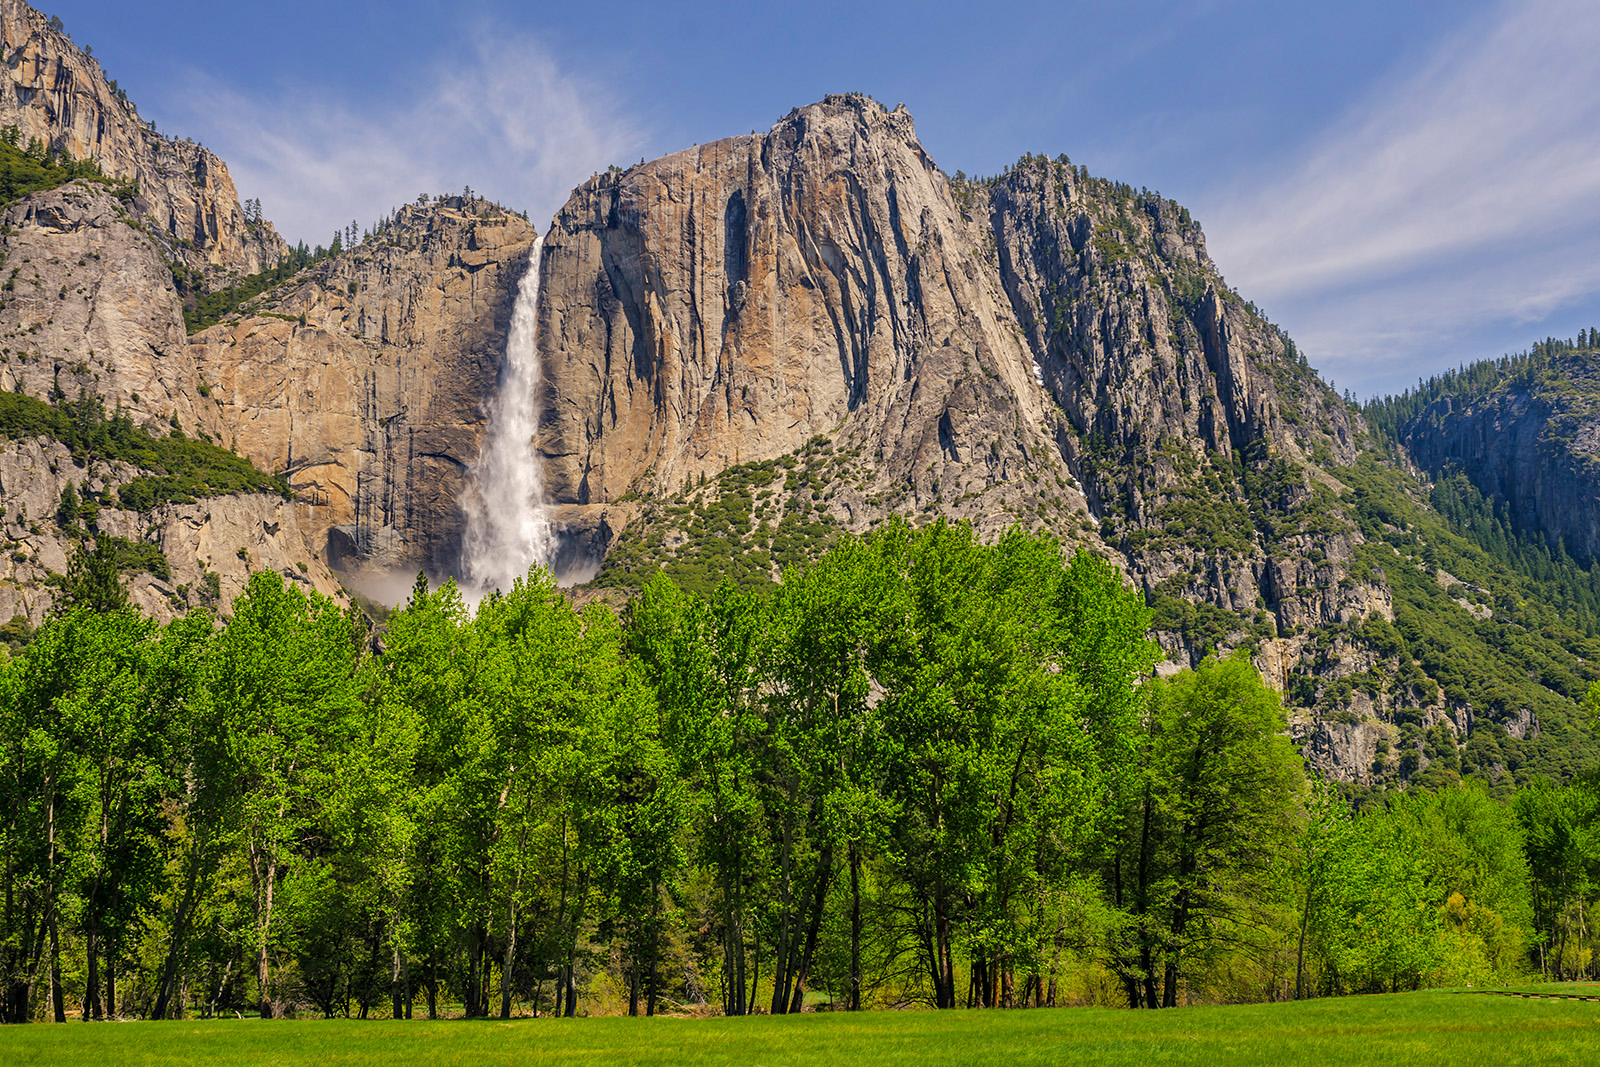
461, 237, 554, 594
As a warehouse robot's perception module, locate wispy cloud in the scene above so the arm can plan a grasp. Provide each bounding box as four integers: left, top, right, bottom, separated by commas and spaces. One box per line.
160, 30, 642, 244
1200, 0, 1600, 394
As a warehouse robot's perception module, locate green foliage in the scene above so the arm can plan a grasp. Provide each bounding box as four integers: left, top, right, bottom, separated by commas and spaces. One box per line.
1301, 783, 1535, 994
1108, 653, 1305, 1007
54, 536, 130, 613
0, 128, 132, 210
0, 614, 32, 651
1514, 778, 1600, 980
595, 445, 846, 595
1147, 594, 1273, 661
0, 390, 286, 509
1325, 452, 1600, 785
0, 523, 1592, 1025
180, 242, 328, 334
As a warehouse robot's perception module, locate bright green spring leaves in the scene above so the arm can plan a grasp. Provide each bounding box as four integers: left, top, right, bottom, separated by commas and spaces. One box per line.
0, 520, 1589, 1025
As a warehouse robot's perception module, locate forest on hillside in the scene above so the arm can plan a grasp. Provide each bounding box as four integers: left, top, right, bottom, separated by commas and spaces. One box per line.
1, 521, 1596, 1023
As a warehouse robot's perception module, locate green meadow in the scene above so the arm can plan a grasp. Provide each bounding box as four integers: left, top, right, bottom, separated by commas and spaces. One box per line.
1, 991, 1596, 1067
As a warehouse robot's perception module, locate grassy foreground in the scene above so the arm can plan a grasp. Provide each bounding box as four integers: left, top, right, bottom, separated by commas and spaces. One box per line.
0, 990, 1596, 1066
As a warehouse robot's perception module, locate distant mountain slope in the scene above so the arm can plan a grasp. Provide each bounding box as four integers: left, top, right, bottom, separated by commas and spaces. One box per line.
1370, 334, 1600, 566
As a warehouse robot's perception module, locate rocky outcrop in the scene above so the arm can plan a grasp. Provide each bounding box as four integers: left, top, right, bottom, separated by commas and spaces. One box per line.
0, 0, 286, 287
0, 435, 339, 626
0, 183, 226, 434
538, 98, 1372, 632
191, 198, 539, 577
980, 155, 1369, 632
0, 60, 1576, 787
532, 96, 1521, 787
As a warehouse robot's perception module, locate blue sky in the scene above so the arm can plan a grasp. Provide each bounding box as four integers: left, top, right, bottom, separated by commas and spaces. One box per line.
45, 0, 1600, 397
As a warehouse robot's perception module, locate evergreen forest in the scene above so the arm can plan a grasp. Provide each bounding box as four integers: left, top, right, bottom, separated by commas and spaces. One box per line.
1, 520, 1595, 1024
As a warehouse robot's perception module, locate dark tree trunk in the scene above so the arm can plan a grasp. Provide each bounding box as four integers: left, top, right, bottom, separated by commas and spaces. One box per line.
787, 844, 832, 1014
154, 831, 205, 1022
645, 901, 661, 1018
83, 926, 100, 1021
627, 937, 640, 1017
848, 842, 862, 1012
104, 943, 117, 1019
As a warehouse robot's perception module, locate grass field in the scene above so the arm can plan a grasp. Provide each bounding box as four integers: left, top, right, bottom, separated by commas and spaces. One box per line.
0, 989, 1596, 1066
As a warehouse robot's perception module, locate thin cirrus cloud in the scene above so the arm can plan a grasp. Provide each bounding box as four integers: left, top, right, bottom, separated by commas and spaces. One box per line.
1200, 0, 1600, 395
160, 31, 643, 247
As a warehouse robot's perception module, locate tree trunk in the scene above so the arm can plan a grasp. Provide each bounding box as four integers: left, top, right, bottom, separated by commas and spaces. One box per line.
104, 942, 116, 1019
466, 932, 483, 1018
788, 844, 833, 1014
255, 855, 279, 1019
392, 946, 404, 1019
1136, 788, 1157, 1010
154, 829, 205, 1021
1295, 879, 1312, 1000
48, 914, 64, 1023
721, 839, 746, 1016
83, 927, 100, 1021
848, 842, 862, 1012
627, 936, 640, 1017
500, 907, 518, 1019
747, 932, 759, 1016
645, 890, 661, 1018
934, 889, 956, 1010
563, 874, 588, 1018
45, 774, 64, 1023
1046, 914, 1065, 1008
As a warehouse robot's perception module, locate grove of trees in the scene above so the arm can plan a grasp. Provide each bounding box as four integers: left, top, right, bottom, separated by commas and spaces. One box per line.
0, 520, 1594, 1022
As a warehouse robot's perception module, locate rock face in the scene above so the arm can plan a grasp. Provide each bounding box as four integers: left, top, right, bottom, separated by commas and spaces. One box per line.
0, 435, 338, 626
539, 97, 1368, 631
191, 199, 539, 577
1398, 347, 1600, 560
0, 0, 286, 287
539, 98, 1065, 541
0, 56, 1583, 787
0, 183, 226, 434
979, 155, 1367, 632
535, 96, 1576, 787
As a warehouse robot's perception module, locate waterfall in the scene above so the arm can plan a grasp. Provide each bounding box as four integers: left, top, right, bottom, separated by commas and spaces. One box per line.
461, 236, 553, 594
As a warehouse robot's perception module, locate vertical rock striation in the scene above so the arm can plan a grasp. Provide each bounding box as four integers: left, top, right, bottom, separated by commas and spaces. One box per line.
1398, 348, 1600, 561
191, 199, 539, 576
539, 96, 1082, 551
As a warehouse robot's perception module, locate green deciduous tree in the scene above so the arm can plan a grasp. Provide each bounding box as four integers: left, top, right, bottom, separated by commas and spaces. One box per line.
1111, 653, 1304, 1008
199, 571, 367, 1017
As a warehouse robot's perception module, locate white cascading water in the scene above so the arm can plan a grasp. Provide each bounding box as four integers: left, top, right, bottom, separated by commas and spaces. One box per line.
461, 236, 554, 594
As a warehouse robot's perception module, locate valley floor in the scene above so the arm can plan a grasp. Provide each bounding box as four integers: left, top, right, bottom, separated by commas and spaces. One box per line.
0, 989, 1595, 1066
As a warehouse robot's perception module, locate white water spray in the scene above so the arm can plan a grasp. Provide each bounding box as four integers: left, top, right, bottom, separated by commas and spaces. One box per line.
462, 237, 554, 594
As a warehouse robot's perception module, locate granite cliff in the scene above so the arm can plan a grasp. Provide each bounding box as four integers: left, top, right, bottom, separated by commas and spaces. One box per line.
190, 197, 539, 580
1388, 340, 1600, 562
532, 96, 1595, 789
0, 0, 286, 288
538, 99, 1373, 640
